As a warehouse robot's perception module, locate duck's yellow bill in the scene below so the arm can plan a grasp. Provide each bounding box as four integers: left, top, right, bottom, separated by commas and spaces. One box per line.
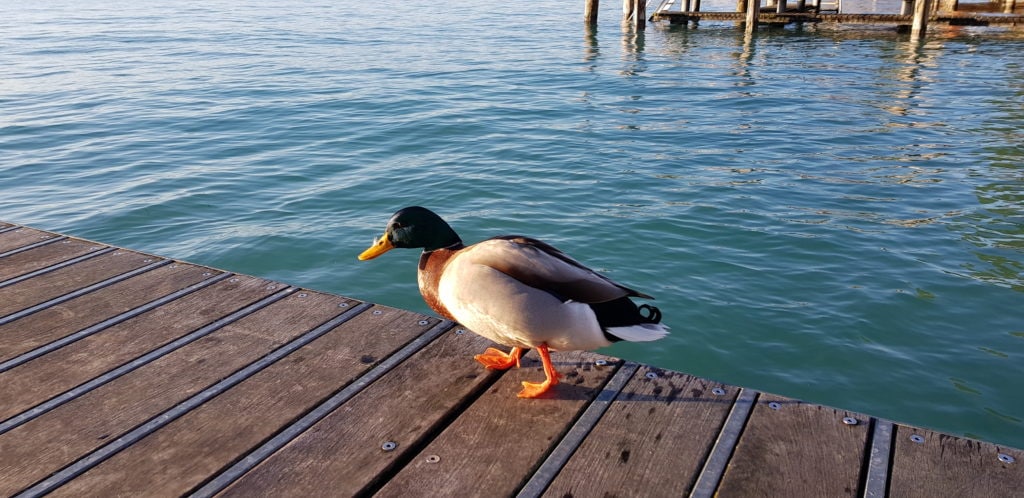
358, 234, 394, 260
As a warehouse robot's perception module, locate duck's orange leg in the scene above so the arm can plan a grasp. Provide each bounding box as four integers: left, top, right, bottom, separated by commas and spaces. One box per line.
518, 344, 560, 398
474, 346, 523, 370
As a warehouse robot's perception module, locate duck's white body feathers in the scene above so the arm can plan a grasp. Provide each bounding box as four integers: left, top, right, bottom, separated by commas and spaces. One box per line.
434, 237, 668, 351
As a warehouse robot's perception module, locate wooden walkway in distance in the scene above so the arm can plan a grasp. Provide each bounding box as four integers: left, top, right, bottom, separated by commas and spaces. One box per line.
1, 221, 1022, 497
650, 10, 1024, 27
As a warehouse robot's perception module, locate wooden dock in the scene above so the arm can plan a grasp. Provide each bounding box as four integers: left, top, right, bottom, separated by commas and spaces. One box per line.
600, 0, 1024, 33
650, 9, 1024, 27
1, 221, 1022, 497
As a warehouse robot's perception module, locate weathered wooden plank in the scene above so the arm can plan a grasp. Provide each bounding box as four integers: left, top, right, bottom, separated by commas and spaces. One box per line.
215, 327, 499, 498
519, 361, 638, 497
0, 249, 157, 318
889, 425, 1024, 498
0, 237, 105, 282
0, 290, 343, 496
23, 302, 373, 498
0, 262, 220, 365
715, 393, 871, 497
0, 228, 61, 255
0, 271, 271, 422
542, 367, 738, 497
374, 349, 619, 497
46, 304, 435, 497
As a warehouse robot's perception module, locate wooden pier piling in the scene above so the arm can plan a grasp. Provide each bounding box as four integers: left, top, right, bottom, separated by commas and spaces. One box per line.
585, 0, 599, 23
624, 0, 648, 29
747, 0, 760, 31
912, 0, 932, 37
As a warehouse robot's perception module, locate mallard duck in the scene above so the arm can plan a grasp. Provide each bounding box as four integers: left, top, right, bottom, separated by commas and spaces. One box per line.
358, 206, 668, 398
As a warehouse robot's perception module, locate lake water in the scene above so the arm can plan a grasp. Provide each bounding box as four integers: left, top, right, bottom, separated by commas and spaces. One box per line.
2, 0, 1023, 449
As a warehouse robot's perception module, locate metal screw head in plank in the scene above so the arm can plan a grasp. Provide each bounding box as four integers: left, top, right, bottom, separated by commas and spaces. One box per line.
425, 455, 441, 464
229, 277, 238, 282
712, 387, 726, 395
768, 402, 782, 410
418, 320, 429, 326
910, 434, 925, 443
372, 310, 383, 315
381, 441, 397, 451
266, 285, 277, 290
298, 293, 308, 298
455, 329, 466, 335
339, 302, 349, 307
842, 417, 858, 426
645, 371, 658, 379
998, 453, 1015, 464
595, 359, 608, 366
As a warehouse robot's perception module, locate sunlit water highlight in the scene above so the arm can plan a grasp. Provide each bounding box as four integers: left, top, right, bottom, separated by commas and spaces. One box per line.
2, 0, 1023, 448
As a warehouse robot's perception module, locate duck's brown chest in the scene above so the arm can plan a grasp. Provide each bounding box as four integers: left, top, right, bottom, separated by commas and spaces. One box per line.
417, 249, 456, 321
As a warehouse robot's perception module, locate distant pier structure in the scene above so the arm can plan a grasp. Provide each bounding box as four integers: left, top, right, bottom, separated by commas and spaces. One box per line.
589, 0, 1023, 37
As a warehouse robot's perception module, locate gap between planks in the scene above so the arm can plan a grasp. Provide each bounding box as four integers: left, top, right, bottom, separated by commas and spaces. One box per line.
0, 284, 294, 435
189, 317, 456, 497
0, 258, 171, 327
14, 300, 375, 498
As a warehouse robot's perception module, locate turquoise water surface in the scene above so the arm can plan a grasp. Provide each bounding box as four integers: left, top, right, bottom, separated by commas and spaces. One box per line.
2, 1, 1023, 449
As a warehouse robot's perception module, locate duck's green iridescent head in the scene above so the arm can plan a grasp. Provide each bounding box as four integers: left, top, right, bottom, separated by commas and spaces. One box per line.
358, 206, 463, 260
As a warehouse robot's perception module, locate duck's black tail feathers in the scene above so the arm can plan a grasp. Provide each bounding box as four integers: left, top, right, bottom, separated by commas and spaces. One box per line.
590, 298, 669, 343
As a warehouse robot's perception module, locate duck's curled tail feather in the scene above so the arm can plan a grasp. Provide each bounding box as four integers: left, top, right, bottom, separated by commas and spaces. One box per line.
638, 304, 662, 324
594, 300, 669, 344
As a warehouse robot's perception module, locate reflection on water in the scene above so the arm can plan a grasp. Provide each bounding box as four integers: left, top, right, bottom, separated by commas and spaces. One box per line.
876, 41, 935, 116
732, 32, 756, 87
584, 23, 600, 65
955, 55, 1024, 289
620, 23, 648, 73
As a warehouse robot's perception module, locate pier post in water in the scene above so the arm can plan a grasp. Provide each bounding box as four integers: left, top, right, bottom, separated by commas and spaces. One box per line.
623, 0, 647, 29
745, 0, 760, 32
911, 0, 931, 38
586, 0, 599, 23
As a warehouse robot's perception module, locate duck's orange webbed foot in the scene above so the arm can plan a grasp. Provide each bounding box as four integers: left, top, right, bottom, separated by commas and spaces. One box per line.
474, 346, 523, 371
517, 344, 561, 399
